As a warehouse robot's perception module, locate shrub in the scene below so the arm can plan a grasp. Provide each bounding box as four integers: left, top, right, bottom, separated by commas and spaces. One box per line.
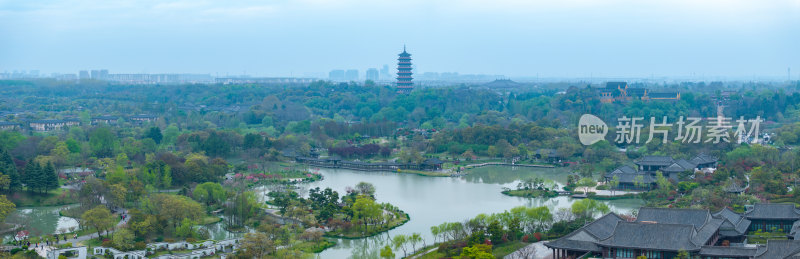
522, 234, 530, 242
135, 242, 146, 250
534, 232, 543, 241
101, 240, 112, 247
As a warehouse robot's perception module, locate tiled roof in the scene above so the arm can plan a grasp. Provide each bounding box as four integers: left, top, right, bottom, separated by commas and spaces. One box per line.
745, 203, 800, 220
636, 207, 711, 229
598, 222, 700, 251
545, 213, 624, 252
649, 92, 680, 99
700, 246, 759, 257
635, 155, 675, 166
755, 240, 800, 259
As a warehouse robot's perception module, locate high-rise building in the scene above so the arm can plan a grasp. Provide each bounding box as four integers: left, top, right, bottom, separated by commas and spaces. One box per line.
366, 68, 379, 81
329, 70, 345, 81
345, 69, 359, 81
396, 46, 414, 93
79, 70, 90, 80
380, 65, 390, 80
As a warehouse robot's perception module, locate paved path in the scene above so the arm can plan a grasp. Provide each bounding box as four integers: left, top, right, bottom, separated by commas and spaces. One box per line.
504, 241, 553, 259
408, 247, 438, 259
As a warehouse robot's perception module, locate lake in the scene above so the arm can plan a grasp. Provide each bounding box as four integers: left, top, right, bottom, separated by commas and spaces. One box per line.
279, 165, 644, 259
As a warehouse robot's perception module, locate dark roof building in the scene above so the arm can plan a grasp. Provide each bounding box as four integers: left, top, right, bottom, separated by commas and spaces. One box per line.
547, 204, 800, 259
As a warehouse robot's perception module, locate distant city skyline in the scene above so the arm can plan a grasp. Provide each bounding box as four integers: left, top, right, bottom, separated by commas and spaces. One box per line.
1, 0, 798, 79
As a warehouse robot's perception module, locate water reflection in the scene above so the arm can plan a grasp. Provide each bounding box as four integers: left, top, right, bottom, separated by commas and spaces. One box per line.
2, 205, 80, 242
283, 166, 643, 259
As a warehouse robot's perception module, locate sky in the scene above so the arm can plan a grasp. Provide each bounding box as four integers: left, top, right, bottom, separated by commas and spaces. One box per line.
1, 0, 799, 79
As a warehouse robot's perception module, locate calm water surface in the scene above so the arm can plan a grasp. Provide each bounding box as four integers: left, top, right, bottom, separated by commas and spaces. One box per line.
283, 165, 643, 259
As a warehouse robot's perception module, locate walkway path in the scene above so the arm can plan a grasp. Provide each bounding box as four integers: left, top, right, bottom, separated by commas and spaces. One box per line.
504, 241, 553, 259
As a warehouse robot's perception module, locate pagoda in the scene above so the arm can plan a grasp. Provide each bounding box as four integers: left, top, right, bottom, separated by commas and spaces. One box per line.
396, 46, 413, 93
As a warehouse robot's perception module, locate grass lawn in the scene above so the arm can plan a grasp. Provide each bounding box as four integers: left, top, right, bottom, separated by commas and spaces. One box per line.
8, 188, 79, 207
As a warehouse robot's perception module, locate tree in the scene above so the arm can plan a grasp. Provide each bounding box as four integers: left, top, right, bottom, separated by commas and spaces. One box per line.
355, 182, 376, 196
239, 232, 276, 258
571, 199, 610, 224
352, 195, 381, 232
0, 195, 16, 222
576, 177, 596, 194
112, 228, 135, 251
43, 162, 58, 193
89, 127, 116, 158
145, 127, 163, 144
676, 250, 690, 259
0, 149, 20, 190
409, 232, 423, 253
380, 245, 395, 259
193, 182, 226, 206
81, 206, 115, 239
392, 234, 408, 257
610, 175, 620, 195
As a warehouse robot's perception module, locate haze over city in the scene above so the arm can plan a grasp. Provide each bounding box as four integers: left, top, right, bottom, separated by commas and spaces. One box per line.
2, 0, 799, 79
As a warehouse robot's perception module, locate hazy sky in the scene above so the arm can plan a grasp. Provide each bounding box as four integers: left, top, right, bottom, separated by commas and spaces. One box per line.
1, 0, 799, 78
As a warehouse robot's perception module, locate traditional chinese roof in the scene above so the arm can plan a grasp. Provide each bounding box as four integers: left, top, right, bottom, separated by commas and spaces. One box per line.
675, 159, 697, 170
605, 165, 654, 184
423, 158, 444, 165
635, 155, 675, 167
606, 165, 637, 176
649, 92, 680, 99
605, 82, 627, 90
545, 213, 624, 252
691, 153, 718, 165
713, 207, 751, 236
627, 88, 647, 97
744, 203, 800, 220
699, 246, 759, 258
754, 240, 800, 259
661, 162, 690, 172
598, 222, 702, 251
636, 207, 712, 229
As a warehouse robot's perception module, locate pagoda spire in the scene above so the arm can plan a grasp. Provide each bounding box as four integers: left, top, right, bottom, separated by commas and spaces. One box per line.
396, 46, 413, 93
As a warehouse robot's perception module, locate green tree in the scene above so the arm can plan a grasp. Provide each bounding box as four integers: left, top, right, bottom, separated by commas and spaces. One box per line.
610, 175, 620, 195
380, 245, 395, 259
392, 234, 408, 257
43, 162, 58, 193
352, 195, 381, 232
145, 127, 163, 144
112, 228, 135, 251
577, 177, 597, 194
193, 182, 226, 206
81, 206, 115, 239
0, 195, 16, 222
355, 182, 376, 196
89, 127, 116, 158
